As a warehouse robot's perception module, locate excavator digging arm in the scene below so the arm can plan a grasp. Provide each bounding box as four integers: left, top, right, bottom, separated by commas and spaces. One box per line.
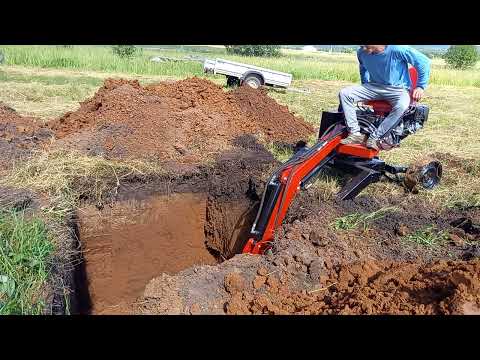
242, 126, 345, 255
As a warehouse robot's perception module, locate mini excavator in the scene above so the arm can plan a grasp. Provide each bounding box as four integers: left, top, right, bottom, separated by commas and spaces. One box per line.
242, 67, 443, 255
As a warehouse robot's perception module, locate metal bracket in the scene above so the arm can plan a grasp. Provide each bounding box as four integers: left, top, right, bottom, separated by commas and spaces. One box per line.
336, 166, 383, 200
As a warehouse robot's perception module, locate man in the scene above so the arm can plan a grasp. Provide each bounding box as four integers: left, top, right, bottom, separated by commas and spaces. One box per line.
339, 45, 431, 150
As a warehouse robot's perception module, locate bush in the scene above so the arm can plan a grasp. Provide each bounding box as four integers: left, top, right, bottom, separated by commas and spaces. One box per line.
111, 45, 138, 58
225, 45, 281, 57
444, 45, 478, 69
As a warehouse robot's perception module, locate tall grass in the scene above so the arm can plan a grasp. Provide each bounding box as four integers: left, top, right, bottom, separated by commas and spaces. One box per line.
0, 210, 54, 315
1, 46, 204, 77
2, 45, 479, 87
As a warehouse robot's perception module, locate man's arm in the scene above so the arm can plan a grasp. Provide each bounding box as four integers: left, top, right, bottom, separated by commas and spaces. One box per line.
394, 46, 431, 97
357, 51, 370, 84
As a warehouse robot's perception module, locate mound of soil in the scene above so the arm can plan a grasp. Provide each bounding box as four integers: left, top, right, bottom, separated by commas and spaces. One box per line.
224, 259, 480, 315
0, 102, 53, 170
228, 85, 311, 143
47, 77, 314, 164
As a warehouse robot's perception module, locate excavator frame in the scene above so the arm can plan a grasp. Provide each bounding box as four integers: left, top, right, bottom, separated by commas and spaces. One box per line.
241, 68, 443, 254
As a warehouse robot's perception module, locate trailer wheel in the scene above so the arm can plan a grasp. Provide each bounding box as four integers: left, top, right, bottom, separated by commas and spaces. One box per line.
243, 74, 263, 89
226, 76, 240, 87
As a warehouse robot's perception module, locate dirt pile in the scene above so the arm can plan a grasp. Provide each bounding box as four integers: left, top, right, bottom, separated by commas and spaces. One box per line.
47, 77, 314, 164
272, 192, 480, 266
0, 102, 53, 170
224, 259, 480, 315
228, 85, 312, 143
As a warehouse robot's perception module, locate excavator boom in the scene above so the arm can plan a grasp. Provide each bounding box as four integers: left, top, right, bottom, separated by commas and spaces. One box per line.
243, 124, 359, 254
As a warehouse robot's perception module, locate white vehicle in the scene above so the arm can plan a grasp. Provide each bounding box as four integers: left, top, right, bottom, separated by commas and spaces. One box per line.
203, 58, 293, 89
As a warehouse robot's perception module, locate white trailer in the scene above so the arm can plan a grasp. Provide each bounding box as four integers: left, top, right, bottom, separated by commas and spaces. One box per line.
203, 58, 293, 89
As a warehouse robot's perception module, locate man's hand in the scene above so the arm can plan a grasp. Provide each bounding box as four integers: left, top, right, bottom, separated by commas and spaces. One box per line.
412, 87, 424, 101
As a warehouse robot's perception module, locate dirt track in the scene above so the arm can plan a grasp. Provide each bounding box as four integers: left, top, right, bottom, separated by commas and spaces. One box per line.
1, 77, 479, 315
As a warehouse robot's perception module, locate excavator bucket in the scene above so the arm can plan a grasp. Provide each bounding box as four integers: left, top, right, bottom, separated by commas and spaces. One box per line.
404, 160, 442, 192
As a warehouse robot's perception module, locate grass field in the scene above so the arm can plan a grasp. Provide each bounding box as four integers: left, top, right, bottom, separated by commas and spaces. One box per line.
1, 45, 479, 313
2, 45, 480, 87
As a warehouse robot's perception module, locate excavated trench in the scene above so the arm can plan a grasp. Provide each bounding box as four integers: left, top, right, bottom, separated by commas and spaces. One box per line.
76, 193, 213, 314
72, 149, 274, 314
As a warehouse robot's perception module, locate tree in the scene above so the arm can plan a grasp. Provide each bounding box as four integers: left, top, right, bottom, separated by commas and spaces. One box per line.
443, 45, 479, 70
112, 45, 138, 58
225, 45, 281, 57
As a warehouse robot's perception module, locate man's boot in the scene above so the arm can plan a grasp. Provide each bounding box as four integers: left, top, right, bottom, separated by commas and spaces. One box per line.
340, 132, 365, 145
366, 136, 380, 151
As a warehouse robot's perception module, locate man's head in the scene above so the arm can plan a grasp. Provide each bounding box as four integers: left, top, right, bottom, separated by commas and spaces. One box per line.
361, 45, 386, 54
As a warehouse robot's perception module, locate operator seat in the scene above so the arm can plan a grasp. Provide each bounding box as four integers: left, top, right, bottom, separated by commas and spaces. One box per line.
364, 66, 418, 115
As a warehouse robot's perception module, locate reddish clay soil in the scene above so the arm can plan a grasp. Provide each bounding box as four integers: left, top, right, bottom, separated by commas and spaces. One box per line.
46, 78, 313, 164
0, 102, 53, 170
75, 146, 276, 314
223, 259, 480, 315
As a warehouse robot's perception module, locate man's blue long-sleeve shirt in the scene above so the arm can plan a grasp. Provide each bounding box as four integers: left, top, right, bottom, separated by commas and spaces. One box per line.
357, 45, 431, 90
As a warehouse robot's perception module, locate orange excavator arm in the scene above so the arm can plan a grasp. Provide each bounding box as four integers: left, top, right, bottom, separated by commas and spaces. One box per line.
242, 123, 380, 255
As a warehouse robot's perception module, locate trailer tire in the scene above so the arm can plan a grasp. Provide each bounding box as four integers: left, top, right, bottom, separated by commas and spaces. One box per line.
243, 74, 263, 89
226, 76, 240, 87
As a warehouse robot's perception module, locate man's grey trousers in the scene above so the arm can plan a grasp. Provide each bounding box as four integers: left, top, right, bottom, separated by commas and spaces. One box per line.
338, 83, 411, 139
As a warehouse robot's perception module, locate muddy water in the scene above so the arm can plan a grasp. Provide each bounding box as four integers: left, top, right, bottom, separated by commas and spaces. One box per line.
77, 193, 217, 314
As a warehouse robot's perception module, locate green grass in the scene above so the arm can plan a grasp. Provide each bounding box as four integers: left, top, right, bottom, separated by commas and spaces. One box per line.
2, 45, 480, 87
309, 174, 342, 202
1, 46, 204, 77
0, 210, 54, 315
331, 207, 398, 231
402, 225, 449, 248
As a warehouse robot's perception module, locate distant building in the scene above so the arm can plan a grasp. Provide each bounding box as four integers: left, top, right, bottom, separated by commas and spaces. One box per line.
302, 45, 317, 52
